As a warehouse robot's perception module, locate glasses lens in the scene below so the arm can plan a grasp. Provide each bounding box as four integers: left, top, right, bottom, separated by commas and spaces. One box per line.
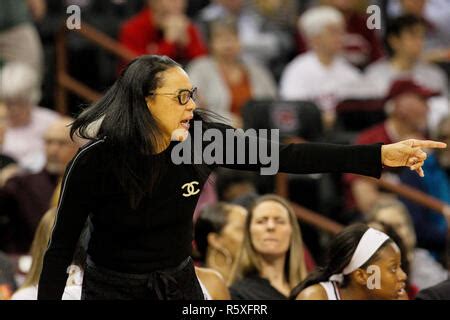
179, 91, 190, 105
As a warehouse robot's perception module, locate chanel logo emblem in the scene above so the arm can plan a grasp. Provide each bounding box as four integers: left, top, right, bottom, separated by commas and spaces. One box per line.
181, 181, 200, 197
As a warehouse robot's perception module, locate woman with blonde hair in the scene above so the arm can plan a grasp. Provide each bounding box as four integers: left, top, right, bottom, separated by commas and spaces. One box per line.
229, 194, 307, 299
11, 208, 84, 300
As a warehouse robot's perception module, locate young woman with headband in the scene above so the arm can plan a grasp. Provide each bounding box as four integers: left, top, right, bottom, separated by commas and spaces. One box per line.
37, 55, 443, 300
292, 224, 407, 300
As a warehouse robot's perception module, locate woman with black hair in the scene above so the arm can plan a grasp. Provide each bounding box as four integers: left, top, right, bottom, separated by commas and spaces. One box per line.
291, 224, 407, 300
37, 54, 444, 300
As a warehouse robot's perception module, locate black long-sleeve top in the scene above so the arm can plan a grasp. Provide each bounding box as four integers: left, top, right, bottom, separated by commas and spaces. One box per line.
38, 122, 382, 299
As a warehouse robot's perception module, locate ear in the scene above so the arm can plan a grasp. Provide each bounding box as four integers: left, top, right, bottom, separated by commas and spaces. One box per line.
145, 96, 152, 110
207, 232, 222, 250
352, 269, 369, 287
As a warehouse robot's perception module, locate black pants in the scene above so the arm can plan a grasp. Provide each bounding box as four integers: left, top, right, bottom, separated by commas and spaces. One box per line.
81, 256, 204, 300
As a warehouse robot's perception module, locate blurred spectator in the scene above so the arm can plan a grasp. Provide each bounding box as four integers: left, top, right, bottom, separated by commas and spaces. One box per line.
0, 251, 17, 300
345, 79, 449, 257
196, 0, 299, 77
119, 0, 207, 66
229, 195, 307, 299
0, 0, 44, 76
0, 117, 78, 254
280, 6, 364, 129
187, 18, 277, 125
368, 199, 449, 291
416, 279, 450, 300
0, 103, 19, 186
386, 0, 450, 62
11, 209, 84, 300
194, 203, 248, 284
0, 62, 60, 172
195, 266, 231, 300
215, 168, 258, 203
365, 15, 449, 130
321, 0, 384, 69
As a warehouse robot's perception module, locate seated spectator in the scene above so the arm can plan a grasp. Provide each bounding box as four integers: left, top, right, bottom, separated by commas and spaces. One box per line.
229, 195, 307, 299
195, 266, 231, 300
292, 223, 408, 300
196, 0, 299, 75
0, 117, 78, 254
416, 279, 450, 300
345, 79, 449, 256
11, 208, 84, 300
365, 15, 448, 130
0, 0, 44, 77
386, 0, 450, 62
0, 251, 17, 300
279, 6, 364, 129
0, 102, 18, 186
119, 0, 207, 66
187, 18, 277, 125
214, 168, 258, 203
0, 62, 60, 172
323, 0, 384, 69
367, 199, 449, 292
194, 203, 248, 284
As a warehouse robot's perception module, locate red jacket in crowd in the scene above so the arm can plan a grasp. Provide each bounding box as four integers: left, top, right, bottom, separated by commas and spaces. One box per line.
119, 8, 207, 64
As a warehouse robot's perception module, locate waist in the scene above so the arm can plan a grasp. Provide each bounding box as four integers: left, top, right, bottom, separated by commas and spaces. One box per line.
86, 255, 192, 279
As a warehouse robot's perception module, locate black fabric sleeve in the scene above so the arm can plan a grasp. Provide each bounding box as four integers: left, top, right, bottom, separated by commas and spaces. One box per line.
37, 140, 102, 300
203, 122, 382, 178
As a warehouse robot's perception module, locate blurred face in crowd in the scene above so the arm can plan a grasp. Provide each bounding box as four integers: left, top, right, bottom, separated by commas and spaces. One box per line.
361, 243, 407, 300
393, 93, 429, 133
210, 205, 247, 258
0, 103, 7, 146
373, 207, 416, 253
149, 0, 186, 17
311, 22, 345, 57
389, 24, 425, 61
325, 0, 360, 13
3, 98, 33, 128
146, 66, 196, 143
211, 25, 241, 62
400, 0, 427, 16
220, 0, 244, 14
44, 118, 79, 175
250, 200, 292, 259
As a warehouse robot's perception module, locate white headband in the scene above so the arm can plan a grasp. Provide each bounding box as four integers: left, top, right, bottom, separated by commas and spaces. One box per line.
329, 228, 390, 284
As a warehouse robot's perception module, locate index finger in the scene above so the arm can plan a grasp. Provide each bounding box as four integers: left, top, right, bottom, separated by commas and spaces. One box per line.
411, 140, 447, 149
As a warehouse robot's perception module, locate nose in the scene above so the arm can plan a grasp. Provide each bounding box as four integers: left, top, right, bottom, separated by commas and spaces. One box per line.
266, 218, 276, 231
186, 98, 196, 111
398, 267, 407, 282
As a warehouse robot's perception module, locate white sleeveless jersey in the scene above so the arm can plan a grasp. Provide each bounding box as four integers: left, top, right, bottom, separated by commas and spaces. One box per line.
319, 281, 341, 300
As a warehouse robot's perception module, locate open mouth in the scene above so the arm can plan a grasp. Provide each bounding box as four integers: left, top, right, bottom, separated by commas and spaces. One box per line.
397, 284, 406, 297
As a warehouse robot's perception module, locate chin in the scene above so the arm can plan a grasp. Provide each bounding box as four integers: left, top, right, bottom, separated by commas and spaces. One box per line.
171, 128, 189, 142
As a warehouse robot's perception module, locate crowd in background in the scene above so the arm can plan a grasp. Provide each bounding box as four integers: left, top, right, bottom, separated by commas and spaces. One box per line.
1, 0, 450, 300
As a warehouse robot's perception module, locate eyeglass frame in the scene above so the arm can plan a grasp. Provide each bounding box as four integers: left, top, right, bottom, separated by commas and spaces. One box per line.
148, 87, 198, 106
